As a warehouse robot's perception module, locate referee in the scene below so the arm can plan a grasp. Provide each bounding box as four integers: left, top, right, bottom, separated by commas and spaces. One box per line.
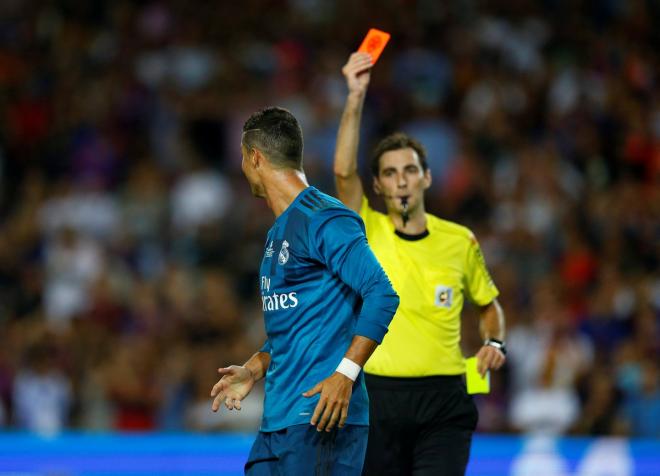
333, 52, 507, 476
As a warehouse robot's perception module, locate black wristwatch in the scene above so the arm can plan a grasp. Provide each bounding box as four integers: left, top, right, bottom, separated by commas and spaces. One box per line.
485, 338, 507, 356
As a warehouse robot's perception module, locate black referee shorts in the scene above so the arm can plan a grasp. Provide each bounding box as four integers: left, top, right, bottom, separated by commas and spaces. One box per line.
363, 374, 478, 476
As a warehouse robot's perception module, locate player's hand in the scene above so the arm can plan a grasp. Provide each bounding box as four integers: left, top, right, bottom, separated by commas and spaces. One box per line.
303, 372, 353, 432
342, 52, 372, 96
475, 345, 506, 378
210, 365, 255, 412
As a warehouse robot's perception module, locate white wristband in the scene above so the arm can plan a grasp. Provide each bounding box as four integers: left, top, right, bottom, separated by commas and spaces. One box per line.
336, 358, 361, 381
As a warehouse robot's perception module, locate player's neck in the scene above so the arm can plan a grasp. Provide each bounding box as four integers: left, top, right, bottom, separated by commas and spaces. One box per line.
388, 206, 427, 234
263, 169, 309, 218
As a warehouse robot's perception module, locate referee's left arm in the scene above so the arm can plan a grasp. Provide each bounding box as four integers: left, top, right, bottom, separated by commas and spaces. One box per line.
463, 233, 506, 377
475, 299, 506, 377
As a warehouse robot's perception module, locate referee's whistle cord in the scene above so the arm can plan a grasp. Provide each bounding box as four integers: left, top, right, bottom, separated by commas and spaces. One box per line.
401, 197, 409, 227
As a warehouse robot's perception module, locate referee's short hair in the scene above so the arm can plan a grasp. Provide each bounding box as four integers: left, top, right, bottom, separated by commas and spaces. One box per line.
242, 107, 304, 171
371, 132, 428, 176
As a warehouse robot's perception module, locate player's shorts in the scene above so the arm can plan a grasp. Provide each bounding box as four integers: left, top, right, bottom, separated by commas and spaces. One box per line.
363, 374, 478, 476
245, 423, 368, 476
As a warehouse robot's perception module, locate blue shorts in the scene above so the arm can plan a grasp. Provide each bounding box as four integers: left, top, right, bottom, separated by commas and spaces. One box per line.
244, 424, 368, 476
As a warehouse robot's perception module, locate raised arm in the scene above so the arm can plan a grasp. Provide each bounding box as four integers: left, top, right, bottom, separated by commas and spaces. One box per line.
333, 52, 372, 212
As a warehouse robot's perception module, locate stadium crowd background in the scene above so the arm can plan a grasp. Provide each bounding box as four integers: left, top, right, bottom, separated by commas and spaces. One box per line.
0, 0, 657, 438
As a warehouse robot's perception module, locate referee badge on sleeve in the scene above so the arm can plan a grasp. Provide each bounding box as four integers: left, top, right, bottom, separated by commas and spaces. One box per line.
434, 285, 453, 308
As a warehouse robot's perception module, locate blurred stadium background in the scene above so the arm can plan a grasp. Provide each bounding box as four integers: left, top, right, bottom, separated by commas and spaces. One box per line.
0, 0, 658, 474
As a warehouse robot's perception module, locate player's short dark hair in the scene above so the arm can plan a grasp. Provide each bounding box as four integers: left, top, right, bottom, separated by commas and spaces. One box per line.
371, 132, 428, 176
242, 107, 304, 171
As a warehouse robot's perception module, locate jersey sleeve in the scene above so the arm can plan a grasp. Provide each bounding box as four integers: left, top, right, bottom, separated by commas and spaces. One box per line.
463, 234, 499, 306
259, 339, 271, 354
310, 209, 399, 343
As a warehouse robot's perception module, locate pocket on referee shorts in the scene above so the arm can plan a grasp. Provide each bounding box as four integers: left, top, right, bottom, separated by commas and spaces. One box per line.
462, 390, 479, 431
448, 385, 479, 431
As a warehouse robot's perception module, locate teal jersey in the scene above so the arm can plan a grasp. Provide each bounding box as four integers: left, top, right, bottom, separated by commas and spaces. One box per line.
258, 187, 398, 431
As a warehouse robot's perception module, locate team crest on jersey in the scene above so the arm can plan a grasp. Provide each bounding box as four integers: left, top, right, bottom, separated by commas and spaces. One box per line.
265, 240, 274, 258
435, 285, 453, 308
278, 240, 290, 265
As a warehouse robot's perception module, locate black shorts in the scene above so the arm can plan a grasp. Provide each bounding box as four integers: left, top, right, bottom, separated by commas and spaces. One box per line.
363, 374, 478, 476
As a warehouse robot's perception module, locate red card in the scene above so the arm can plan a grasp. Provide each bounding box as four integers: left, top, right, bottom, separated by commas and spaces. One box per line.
357, 28, 391, 64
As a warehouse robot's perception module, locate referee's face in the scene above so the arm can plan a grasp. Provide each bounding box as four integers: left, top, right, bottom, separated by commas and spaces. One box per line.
374, 147, 431, 215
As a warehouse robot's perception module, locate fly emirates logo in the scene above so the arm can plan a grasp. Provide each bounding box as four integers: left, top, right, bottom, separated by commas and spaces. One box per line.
261, 276, 298, 311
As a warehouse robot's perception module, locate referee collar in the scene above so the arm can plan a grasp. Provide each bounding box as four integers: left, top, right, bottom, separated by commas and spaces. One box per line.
394, 229, 429, 241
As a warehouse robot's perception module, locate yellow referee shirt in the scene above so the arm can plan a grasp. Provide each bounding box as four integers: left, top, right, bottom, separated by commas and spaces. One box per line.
360, 197, 499, 377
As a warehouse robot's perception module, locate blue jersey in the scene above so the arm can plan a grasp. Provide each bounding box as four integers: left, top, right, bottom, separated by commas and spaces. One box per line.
258, 186, 398, 431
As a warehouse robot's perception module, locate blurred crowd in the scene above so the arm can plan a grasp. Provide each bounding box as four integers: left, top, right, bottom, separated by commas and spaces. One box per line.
0, 0, 658, 437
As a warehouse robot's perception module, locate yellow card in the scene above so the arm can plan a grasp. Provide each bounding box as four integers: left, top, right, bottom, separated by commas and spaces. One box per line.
465, 357, 490, 394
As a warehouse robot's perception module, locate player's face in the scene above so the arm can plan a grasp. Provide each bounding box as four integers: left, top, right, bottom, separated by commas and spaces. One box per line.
374, 148, 431, 215
241, 144, 266, 198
